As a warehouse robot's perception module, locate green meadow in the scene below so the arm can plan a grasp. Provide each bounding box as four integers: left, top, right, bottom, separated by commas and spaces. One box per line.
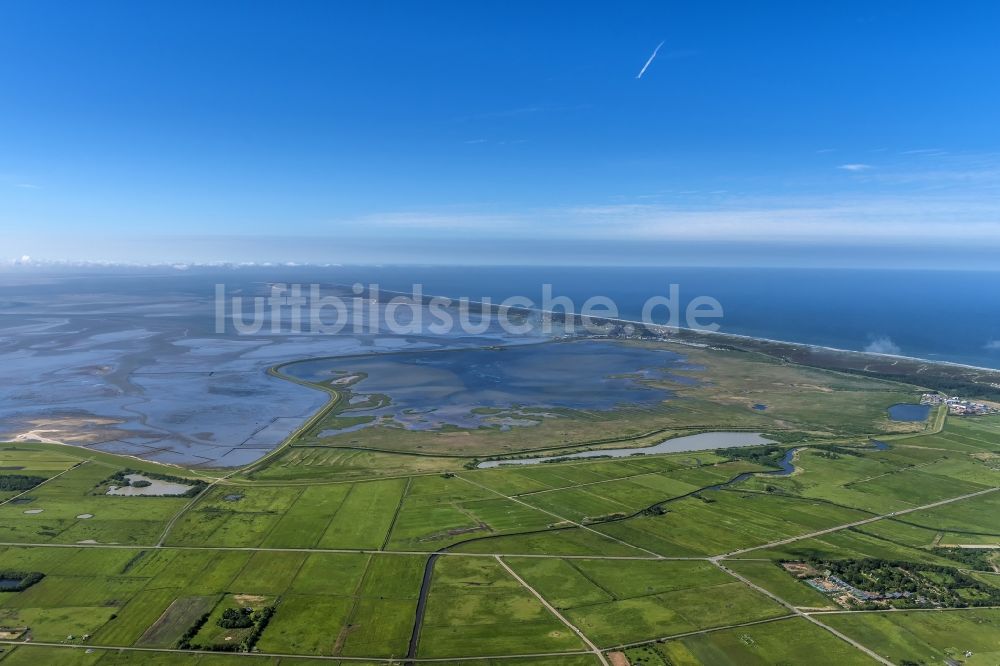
0, 342, 995, 665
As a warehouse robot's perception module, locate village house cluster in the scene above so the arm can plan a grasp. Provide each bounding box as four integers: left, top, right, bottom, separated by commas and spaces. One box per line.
803, 574, 918, 605
780, 562, 925, 609
920, 393, 998, 416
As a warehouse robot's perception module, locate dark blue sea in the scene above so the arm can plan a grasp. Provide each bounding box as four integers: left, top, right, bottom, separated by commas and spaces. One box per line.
339, 266, 1000, 370
3, 266, 999, 369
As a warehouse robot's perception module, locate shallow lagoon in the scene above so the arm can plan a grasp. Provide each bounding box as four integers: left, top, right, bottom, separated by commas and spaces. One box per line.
284, 340, 701, 433
0, 274, 539, 466
477, 431, 775, 467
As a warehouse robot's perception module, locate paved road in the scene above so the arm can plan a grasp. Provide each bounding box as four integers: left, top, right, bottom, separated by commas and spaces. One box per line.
456, 473, 664, 558
0, 639, 595, 663
154, 465, 244, 546
719, 486, 999, 559
0, 460, 86, 507
607, 614, 795, 650
6, 445, 995, 665
712, 559, 895, 666
496, 554, 610, 666
0, 539, 680, 560
807, 604, 1000, 616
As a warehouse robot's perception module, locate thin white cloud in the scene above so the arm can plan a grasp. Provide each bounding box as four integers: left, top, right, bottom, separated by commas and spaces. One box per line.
636, 41, 665, 79
347, 191, 1000, 245
837, 163, 873, 171
14, 183, 40, 189
864, 336, 902, 355
325, 153, 1000, 244
901, 148, 947, 156
985, 340, 1000, 350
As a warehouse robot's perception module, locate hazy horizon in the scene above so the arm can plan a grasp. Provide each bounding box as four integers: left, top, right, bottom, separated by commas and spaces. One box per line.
3, 2, 1000, 267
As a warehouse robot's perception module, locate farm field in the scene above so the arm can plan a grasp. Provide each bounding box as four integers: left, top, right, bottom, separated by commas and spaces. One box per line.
504, 558, 788, 647
0, 460, 191, 545
0, 449, 81, 502
623, 616, 879, 665
821, 608, 1000, 665
722, 560, 836, 609
415, 555, 586, 657
0, 341, 996, 664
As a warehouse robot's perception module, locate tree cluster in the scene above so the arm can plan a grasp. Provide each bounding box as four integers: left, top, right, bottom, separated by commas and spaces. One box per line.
0, 570, 44, 592
218, 607, 255, 629
0, 475, 46, 492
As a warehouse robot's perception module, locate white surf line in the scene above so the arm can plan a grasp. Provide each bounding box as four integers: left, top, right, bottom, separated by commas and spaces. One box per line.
456, 473, 665, 558
366, 284, 1000, 373
496, 555, 610, 666
0, 461, 87, 507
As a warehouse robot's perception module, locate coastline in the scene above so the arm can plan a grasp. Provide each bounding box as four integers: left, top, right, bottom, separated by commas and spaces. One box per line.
365, 285, 1000, 376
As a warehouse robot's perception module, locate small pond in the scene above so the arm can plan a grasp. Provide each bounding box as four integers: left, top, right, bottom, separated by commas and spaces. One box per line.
888, 403, 931, 422
106, 473, 193, 496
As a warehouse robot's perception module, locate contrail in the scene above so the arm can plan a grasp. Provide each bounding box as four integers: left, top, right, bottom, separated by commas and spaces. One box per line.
636, 40, 665, 79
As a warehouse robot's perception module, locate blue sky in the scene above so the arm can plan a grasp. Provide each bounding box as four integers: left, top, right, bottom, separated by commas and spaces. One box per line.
2, 1, 1000, 267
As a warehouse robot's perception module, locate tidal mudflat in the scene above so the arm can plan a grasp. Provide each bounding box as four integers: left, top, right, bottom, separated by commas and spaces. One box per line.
281, 340, 702, 434
0, 273, 540, 466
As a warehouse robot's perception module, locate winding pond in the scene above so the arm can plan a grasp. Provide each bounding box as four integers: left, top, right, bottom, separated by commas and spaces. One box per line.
477, 431, 776, 468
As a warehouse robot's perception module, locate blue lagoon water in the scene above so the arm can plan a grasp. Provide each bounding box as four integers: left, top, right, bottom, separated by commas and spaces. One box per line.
1, 265, 997, 466
888, 403, 932, 422
282, 340, 698, 433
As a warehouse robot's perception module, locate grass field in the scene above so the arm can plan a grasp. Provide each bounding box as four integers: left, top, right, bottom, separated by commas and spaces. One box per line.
0, 461, 190, 545
0, 342, 994, 664
624, 617, 878, 665
416, 555, 586, 657
822, 608, 1000, 665
722, 560, 836, 609
267, 339, 928, 463
505, 558, 788, 648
